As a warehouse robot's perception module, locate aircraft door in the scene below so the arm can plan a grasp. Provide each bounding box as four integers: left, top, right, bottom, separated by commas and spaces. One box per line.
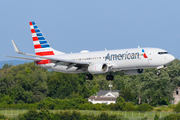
164, 55, 166, 60
147, 51, 152, 65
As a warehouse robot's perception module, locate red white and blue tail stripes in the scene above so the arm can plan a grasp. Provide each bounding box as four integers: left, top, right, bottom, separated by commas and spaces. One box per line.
30, 21, 55, 56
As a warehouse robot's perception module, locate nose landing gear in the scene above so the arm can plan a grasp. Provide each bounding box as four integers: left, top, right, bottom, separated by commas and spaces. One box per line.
156, 65, 166, 75
157, 70, 161, 75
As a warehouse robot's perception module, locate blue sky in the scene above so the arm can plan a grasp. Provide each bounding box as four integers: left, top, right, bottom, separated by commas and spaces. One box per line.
1, 0, 180, 61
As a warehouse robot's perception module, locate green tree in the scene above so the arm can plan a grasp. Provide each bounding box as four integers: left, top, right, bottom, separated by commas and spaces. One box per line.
2, 63, 12, 69
48, 72, 91, 99
138, 103, 153, 111
173, 102, 180, 112
120, 88, 135, 102
0, 62, 48, 104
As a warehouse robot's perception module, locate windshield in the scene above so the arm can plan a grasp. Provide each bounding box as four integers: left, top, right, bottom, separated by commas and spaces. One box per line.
158, 52, 168, 55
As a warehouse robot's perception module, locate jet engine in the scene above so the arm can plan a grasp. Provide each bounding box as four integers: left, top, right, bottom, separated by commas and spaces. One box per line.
123, 69, 144, 75
88, 63, 108, 74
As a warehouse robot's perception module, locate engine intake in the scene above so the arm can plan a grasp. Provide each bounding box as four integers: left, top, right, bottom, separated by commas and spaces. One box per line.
88, 63, 108, 74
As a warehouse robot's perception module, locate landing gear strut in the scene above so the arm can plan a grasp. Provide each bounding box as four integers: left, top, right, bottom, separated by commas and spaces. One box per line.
85, 73, 93, 80
106, 74, 114, 81
157, 70, 161, 75
156, 65, 167, 75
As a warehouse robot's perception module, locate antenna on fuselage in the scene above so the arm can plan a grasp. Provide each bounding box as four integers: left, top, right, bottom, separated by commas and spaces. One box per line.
105, 48, 107, 51
138, 46, 140, 48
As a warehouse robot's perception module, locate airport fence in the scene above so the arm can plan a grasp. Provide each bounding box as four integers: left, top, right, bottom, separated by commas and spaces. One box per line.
0, 109, 175, 119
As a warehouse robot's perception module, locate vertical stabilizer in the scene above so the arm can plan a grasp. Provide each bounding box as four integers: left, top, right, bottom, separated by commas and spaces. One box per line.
29, 21, 65, 56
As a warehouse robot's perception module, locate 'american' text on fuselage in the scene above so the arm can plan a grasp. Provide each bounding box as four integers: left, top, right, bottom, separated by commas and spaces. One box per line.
105, 53, 140, 61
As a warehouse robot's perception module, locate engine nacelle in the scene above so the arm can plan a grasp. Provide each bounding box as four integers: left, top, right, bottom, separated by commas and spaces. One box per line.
88, 63, 108, 74
123, 69, 144, 75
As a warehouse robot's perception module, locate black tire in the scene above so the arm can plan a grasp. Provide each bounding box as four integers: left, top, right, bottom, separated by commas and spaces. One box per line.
110, 75, 114, 80
157, 72, 161, 76
85, 74, 89, 80
106, 75, 110, 81
89, 74, 93, 80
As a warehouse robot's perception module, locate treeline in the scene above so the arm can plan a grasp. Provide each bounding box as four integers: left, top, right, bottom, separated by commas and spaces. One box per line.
1, 108, 180, 120
0, 59, 180, 107
0, 97, 153, 112
18, 109, 121, 120
15, 110, 180, 120
0, 109, 122, 120
1, 109, 180, 120
117, 58, 180, 106
0, 62, 92, 105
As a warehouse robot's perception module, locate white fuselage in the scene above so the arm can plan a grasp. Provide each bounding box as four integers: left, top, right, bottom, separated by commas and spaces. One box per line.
8, 21, 175, 78
39, 47, 175, 74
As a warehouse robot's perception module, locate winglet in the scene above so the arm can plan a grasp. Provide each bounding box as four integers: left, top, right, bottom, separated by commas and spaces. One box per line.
11, 40, 26, 55
11, 40, 47, 57
11, 40, 22, 54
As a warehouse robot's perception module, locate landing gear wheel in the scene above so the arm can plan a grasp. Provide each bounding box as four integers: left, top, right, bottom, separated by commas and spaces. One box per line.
85, 74, 93, 80
157, 70, 161, 75
110, 75, 114, 80
106, 75, 110, 81
85, 75, 89, 80
106, 74, 114, 81
88, 74, 93, 80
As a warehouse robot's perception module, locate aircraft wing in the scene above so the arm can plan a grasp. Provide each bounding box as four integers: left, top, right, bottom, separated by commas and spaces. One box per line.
5, 55, 43, 61
8, 40, 90, 67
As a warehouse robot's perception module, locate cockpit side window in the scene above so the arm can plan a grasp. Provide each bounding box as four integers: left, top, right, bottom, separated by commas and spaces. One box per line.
158, 52, 168, 55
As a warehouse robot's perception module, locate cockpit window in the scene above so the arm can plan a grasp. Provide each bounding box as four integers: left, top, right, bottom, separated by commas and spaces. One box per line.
158, 52, 168, 55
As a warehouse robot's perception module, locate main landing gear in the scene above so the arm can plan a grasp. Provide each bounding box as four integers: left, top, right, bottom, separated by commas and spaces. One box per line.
85, 73, 114, 81
106, 74, 114, 81
85, 74, 93, 80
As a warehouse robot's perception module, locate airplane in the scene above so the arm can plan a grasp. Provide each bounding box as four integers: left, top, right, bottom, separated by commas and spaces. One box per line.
6, 21, 175, 80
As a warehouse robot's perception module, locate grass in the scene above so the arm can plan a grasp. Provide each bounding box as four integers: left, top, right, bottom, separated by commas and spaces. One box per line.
153, 105, 175, 112
0, 109, 174, 119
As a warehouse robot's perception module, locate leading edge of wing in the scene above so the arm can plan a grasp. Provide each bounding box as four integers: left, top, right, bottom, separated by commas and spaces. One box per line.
26, 54, 90, 65
5, 55, 43, 61
5, 55, 90, 66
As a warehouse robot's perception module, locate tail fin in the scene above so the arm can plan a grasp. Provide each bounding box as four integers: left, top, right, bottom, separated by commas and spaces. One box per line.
29, 21, 65, 56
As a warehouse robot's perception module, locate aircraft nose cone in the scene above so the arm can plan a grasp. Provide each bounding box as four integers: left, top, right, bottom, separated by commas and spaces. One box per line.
170, 55, 175, 62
